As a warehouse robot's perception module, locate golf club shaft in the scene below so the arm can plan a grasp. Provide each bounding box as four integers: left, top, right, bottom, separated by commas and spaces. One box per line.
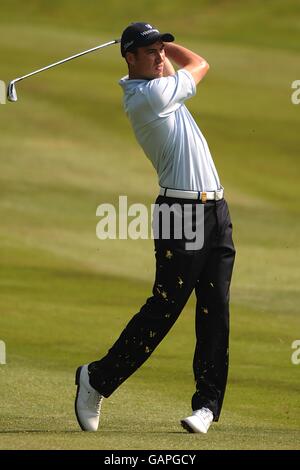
13, 39, 120, 84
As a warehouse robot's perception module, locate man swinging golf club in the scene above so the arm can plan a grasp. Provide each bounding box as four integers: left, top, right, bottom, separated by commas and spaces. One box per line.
75, 22, 235, 434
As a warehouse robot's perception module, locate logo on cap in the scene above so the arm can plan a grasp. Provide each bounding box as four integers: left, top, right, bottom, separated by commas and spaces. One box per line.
124, 40, 134, 50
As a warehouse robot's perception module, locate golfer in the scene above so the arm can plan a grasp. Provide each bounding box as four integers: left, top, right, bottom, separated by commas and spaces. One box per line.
75, 22, 235, 434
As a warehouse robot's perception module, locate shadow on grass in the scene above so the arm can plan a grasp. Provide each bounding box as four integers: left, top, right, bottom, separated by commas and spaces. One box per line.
0, 430, 82, 434
0, 430, 185, 435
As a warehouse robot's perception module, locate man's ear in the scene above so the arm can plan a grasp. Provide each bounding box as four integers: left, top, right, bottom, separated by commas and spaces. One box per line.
126, 51, 136, 66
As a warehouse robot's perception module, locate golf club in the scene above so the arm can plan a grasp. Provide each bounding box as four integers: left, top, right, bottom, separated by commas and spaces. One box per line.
7, 38, 120, 102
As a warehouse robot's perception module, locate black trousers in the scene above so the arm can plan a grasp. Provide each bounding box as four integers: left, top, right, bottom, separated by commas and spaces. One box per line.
89, 196, 235, 421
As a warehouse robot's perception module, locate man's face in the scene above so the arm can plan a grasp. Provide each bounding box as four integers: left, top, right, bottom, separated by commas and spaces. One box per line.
127, 41, 166, 79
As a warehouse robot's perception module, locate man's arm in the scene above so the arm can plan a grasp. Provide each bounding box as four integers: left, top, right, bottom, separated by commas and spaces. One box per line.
164, 43, 209, 85
163, 57, 176, 77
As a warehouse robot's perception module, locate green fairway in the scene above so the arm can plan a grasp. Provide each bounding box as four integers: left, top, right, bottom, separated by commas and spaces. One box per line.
1, 0, 300, 450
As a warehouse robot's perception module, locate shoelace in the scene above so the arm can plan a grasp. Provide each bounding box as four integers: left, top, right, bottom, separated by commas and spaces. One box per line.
88, 389, 103, 414
195, 408, 213, 422
95, 395, 103, 414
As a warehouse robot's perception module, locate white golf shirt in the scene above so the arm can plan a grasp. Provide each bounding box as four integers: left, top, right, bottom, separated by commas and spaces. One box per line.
119, 69, 220, 192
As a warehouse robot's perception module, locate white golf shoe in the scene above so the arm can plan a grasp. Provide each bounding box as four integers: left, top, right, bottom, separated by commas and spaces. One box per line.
181, 407, 214, 434
75, 364, 103, 431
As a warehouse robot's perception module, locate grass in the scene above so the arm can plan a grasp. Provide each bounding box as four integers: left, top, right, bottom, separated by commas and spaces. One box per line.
0, 0, 300, 450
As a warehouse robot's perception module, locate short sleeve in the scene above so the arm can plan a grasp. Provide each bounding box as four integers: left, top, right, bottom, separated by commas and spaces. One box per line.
143, 69, 196, 116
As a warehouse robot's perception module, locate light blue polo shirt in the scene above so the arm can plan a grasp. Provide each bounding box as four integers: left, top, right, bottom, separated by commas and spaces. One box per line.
119, 69, 220, 192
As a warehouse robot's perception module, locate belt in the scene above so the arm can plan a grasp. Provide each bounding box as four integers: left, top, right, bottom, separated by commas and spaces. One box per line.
159, 187, 224, 203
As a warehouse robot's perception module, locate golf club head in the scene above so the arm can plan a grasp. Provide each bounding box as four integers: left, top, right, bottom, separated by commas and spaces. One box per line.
7, 81, 18, 102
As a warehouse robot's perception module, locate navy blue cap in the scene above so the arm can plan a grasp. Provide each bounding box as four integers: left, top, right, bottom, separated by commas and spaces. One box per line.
121, 22, 174, 57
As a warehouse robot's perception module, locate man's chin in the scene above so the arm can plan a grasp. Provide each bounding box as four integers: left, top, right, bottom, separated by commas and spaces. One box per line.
152, 70, 164, 79
139, 71, 163, 80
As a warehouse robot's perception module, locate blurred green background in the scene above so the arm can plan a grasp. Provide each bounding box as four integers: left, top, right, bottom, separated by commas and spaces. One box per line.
0, 0, 299, 450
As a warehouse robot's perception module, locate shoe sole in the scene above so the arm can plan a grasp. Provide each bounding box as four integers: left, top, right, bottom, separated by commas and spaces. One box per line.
75, 366, 86, 431
180, 418, 208, 434
181, 419, 196, 433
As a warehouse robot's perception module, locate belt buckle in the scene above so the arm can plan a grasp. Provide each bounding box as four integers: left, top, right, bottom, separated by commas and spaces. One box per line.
215, 189, 222, 201
201, 191, 207, 203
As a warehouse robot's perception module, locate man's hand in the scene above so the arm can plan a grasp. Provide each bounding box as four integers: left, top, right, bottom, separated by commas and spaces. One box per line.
164, 43, 209, 85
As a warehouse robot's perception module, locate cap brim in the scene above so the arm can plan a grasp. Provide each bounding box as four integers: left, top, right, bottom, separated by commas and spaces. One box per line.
122, 31, 175, 56
137, 32, 175, 48
159, 33, 175, 43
